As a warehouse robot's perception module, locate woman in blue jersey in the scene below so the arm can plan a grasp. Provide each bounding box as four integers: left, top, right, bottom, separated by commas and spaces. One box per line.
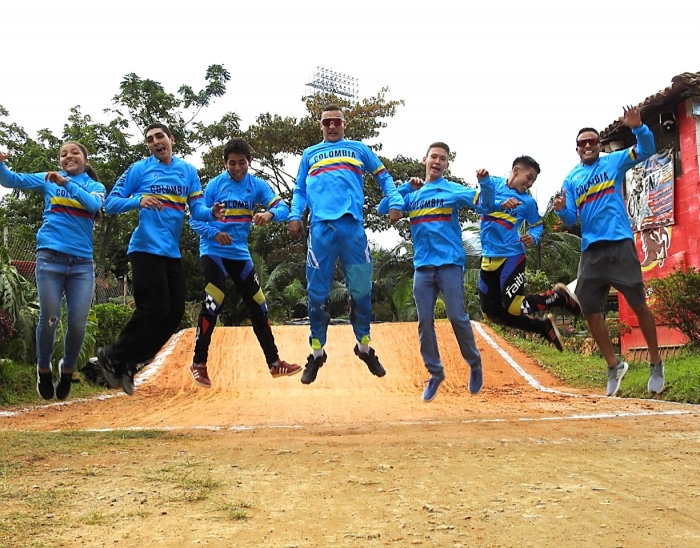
0, 142, 106, 401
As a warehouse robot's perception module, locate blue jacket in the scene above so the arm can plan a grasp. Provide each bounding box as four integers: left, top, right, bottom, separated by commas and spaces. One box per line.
190, 172, 289, 260
290, 138, 403, 223
557, 124, 655, 251
0, 163, 105, 259
105, 155, 214, 258
379, 177, 495, 268
480, 176, 544, 258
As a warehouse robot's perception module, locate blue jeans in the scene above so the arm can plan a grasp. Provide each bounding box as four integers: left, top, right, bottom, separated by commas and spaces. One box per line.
305, 216, 373, 348
413, 264, 482, 376
35, 249, 94, 372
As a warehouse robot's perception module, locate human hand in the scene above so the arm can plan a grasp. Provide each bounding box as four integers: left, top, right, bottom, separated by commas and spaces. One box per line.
408, 177, 424, 190
45, 172, 68, 186
520, 233, 535, 247
140, 196, 163, 211
213, 202, 225, 219
389, 208, 402, 225
253, 211, 273, 226
619, 105, 642, 129
214, 232, 232, 245
552, 189, 566, 211
0, 150, 11, 163
476, 169, 489, 181
288, 220, 303, 236
501, 197, 521, 210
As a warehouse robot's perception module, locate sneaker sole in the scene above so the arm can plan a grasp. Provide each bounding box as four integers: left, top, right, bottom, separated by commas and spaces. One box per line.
546, 314, 564, 352
554, 283, 582, 315
190, 370, 212, 388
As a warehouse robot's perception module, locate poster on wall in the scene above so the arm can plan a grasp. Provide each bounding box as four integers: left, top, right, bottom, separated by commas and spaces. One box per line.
625, 147, 674, 232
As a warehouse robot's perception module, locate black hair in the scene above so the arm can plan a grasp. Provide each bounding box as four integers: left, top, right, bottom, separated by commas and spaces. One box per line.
322, 104, 344, 117
145, 122, 172, 138
223, 138, 252, 161
512, 155, 541, 175
426, 141, 450, 156
576, 127, 599, 140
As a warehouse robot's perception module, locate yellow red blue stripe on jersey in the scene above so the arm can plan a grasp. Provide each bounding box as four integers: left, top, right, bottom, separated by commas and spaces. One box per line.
409, 207, 453, 225
575, 180, 615, 209
372, 164, 388, 178
481, 211, 518, 231
309, 157, 363, 177
267, 196, 282, 209
49, 197, 94, 219
147, 193, 187, 212
221, 208, 253, 223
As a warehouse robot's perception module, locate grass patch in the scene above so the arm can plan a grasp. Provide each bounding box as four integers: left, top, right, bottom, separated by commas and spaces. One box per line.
493, 326, 700, 403
216, 500, 251, 520
0, 358, 107, 406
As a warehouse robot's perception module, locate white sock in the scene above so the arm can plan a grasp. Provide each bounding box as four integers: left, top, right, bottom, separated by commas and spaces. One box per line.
313, 348, 324, 359
357, 342, 370, 354
269, 360, 279, 369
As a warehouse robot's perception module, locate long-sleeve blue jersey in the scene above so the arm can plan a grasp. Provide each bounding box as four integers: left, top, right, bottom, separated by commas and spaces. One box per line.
0, 162, 105, 259
556, 124, 655, 251
379, 177, 495, 269
479, 176, 544, 258
290, 138, 403, 222
105, 155, 214, 258
190, 171, 289, 260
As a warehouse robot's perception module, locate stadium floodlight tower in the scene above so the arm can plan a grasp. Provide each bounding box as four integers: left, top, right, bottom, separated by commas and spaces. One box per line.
305, 66, 359, 102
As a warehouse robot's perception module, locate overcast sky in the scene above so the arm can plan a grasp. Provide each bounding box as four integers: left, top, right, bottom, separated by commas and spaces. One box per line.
2, 0, 699, 247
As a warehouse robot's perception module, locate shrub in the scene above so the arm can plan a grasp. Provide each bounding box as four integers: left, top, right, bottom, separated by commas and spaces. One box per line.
93, 302, 133, 348
647, 264, 700, 346
0, 309, 16, 344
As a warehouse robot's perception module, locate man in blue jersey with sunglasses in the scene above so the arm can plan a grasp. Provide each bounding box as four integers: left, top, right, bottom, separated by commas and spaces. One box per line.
554, 107, 664, 396
288, 104, 403, 384
554, 105, 664, 397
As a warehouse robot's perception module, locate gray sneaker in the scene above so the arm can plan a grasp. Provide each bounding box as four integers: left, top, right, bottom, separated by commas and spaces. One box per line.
647, 362, 665, 394
606, 361, 629, 397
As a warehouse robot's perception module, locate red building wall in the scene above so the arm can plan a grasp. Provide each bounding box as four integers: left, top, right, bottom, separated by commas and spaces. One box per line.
620, 98, 700, 353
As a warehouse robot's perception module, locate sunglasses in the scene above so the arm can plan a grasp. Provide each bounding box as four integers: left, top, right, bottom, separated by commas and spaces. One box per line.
321, 118, 344, 127
576, 137, 599, 148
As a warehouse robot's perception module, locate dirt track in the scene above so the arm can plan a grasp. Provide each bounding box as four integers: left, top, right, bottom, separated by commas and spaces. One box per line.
2, 322, 699, 547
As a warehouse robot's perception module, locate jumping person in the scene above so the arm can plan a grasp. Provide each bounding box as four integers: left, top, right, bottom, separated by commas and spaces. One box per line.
188, 138, 300, 387
478, 156, 582, 353
0, 143, 105, 400
554, 106, 664, 397
97, 123, 224, 395
288, 104, 403, 384
378, 142, 496, 402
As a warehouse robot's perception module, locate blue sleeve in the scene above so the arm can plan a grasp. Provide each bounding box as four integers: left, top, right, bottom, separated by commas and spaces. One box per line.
378, 185, 410, 214
525, 199, 544, 244
0, 163, 49, 192
257, 180, 289, 222
65, 180, 105, 214
186, 168, 215, 222
611, 124, 656, 174
290, 154, 309, 221
460, 177, 496, 214
190, 179, 220, 239
556, 179, 578, 226
362, 145, 404, 211
104, 163, 144, 214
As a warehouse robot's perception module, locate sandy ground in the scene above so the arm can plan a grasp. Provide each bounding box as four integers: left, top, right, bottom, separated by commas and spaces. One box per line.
1, 322, 699, 547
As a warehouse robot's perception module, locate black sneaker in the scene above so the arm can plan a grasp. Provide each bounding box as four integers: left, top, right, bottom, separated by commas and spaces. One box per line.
121, 363, 136, 396
553, 283, 582, 316
354, 346, 386, 377
301, 352, 327, 385
55, 373, 73, 400
36, 369, 54, 400
542, 314, 564, 352
96, 346, 124, 389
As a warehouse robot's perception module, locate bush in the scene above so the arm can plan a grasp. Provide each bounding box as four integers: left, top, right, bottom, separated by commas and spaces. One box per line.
647, 264, 700, 346
0, 309, 17, 344
93, 302, 133, 348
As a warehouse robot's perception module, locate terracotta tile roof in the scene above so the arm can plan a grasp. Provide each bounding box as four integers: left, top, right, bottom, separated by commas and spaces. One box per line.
600, 71, 700, 141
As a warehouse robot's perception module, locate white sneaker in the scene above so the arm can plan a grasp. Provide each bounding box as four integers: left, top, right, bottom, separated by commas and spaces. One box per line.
606, 361, 628, 397
647, 362, 665, 394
